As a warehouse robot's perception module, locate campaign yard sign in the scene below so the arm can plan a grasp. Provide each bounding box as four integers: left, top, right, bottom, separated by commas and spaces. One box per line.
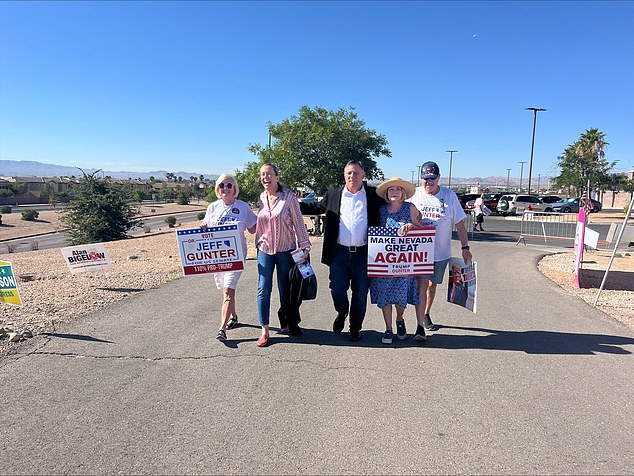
176, 225, 244, 276
446, 258, 478, 314
61, 243, 113, 275
367, 226, 435, 277
0, 260, 22, 306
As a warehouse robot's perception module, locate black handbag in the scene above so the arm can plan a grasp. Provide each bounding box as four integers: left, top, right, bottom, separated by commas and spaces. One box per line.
301, 273, 317, 301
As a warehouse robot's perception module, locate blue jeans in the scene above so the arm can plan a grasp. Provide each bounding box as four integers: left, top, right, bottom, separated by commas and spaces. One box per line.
257, 250, 294, 327
329, 245, 369, 331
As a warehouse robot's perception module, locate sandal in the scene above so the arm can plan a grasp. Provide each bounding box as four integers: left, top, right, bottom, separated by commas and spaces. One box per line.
226, 316, 238, 330
216, 329, 227, 341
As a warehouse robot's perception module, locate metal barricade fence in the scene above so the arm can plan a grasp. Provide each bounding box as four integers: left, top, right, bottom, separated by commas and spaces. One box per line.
516, 211, 579, 245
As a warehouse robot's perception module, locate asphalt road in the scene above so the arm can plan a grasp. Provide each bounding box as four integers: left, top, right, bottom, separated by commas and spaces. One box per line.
1, 239, 633, 474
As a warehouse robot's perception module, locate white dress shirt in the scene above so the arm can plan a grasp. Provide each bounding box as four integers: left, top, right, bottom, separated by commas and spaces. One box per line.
338, 186, 368, 247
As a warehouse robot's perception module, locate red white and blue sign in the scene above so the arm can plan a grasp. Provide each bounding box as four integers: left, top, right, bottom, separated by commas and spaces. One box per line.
176, 225, 244, 276
367, 226, 435, 277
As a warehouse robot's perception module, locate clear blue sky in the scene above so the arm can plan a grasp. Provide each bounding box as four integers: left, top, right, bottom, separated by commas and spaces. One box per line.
1, 1, 633, 184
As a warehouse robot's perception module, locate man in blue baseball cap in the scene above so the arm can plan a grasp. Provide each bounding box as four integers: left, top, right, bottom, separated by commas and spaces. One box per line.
408, 161, 473, 341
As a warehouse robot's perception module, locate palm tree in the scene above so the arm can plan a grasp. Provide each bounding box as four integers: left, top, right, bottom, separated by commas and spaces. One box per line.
576, 129, 613, 199
575, 128, 608, 162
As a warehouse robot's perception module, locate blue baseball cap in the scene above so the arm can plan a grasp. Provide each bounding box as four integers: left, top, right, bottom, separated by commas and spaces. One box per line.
420, 161, 440, 179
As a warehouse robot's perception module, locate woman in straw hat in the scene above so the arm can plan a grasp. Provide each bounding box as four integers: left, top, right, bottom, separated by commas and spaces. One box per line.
369, 177, 423, 344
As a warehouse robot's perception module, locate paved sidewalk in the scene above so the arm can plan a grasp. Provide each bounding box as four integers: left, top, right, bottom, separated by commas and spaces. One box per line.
2, 240, 634, 474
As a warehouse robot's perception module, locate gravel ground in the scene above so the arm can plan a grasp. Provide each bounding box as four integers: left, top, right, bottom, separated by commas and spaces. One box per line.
1, 206, 633, 355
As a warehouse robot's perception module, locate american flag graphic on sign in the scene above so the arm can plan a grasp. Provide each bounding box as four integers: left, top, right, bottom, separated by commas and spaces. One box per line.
367, 226, 435, 277
580, 190, 592, 214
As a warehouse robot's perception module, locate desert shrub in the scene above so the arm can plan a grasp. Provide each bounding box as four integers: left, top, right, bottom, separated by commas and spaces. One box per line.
177, 191, 190, 205
0, 206, 11, 214
164, 216, 177, 227
197, 212, 205, 220
21, 209, 39, 221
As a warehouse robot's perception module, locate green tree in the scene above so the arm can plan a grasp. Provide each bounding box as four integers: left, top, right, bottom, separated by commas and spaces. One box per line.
553, 128, 614, 195
235, 162, 263, 206
132, 189, 145, 202
177, 190, 190, 205
244, 105, 391, 195
60, 171, 142, 245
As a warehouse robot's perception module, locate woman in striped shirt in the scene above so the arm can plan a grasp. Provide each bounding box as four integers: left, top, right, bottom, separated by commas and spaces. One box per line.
255, 163, 311, 347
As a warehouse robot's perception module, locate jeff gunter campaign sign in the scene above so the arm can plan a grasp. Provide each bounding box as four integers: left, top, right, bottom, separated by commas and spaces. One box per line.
176, 225, 244, 276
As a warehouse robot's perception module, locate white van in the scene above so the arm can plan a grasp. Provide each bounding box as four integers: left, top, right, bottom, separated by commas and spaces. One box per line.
496, 194, 544, 215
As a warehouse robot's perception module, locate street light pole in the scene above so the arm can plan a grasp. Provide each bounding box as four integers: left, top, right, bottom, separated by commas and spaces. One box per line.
446, 150, 458, 189
518, 161, 527, 192
506, 168, 511, 190
537, 174, 541, 193
525, 107, 546, 195
411, 170, 415, 185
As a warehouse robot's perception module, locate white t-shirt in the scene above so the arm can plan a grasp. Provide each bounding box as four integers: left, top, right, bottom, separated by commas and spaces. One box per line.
408, 186, 466, 261
474, 197, 484, 216
202, 199, 257, 255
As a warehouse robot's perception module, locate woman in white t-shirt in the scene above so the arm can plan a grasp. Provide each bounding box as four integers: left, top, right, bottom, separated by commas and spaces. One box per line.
200, 173, 257, 342
473, 193, 485, 231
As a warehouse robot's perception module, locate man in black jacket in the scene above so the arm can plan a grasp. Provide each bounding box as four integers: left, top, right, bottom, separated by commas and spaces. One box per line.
300, 160, 383, 341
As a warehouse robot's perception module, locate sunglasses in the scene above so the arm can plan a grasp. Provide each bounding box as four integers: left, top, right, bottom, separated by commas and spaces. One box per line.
422, 177, 437, 181
218, 182, 234, 190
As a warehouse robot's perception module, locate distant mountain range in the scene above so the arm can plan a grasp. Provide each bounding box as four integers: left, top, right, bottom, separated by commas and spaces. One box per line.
0, 160, 219, 181
1, 159, 551, 188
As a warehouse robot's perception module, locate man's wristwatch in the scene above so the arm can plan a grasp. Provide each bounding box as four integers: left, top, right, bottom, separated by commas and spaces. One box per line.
461, 245, 470, 251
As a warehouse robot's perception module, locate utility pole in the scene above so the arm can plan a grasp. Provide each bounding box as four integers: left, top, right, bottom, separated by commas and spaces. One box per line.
446, 150, 458, 190
518, 161, 527, 192
411, 170, 415, 185
525, 107, 546, 194
537, 174, 541, 193
506, 168, 511, 190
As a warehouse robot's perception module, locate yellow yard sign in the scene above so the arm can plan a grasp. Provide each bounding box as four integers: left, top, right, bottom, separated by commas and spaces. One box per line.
0, 260, 23, 306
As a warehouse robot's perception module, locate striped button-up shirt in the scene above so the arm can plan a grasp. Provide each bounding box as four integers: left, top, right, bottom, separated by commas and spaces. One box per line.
256, 188, 311, 255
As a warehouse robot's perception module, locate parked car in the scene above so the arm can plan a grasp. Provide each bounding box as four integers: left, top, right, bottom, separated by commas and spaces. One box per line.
550, 197, 602, 213
496, 194, 545, 215
538, 195, 562, 204
465, 193, 504, 213
456, 193, 480, 210
298, 192, 316, 205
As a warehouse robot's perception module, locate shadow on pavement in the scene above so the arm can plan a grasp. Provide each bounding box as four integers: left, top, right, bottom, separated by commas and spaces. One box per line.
41, 332, 114, 344
221, 325, 634, 355
428, 325, 634, 355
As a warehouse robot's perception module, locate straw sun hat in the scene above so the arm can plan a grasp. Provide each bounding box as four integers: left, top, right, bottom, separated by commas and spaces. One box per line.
376, 177, 416, 200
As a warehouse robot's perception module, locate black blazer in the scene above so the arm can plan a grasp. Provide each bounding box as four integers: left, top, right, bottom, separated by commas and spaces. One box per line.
301, 183, 383, 266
